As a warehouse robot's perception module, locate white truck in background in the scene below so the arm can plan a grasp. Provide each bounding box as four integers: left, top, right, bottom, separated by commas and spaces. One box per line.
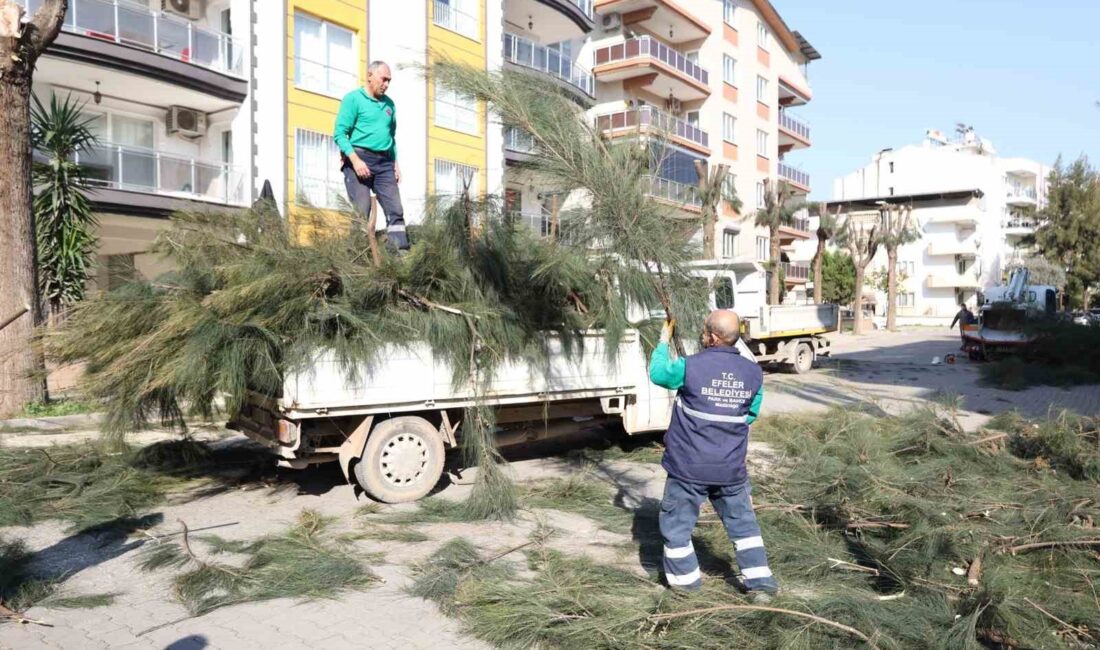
230, 263, 838, 503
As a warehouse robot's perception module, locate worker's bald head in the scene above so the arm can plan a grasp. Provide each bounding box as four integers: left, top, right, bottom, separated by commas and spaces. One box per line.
704, 310, 741, 347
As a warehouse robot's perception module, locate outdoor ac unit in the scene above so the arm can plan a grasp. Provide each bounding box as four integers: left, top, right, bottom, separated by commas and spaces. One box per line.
162, 0, 203, 21
166, 106, 207, 138
601, 13, 621, 31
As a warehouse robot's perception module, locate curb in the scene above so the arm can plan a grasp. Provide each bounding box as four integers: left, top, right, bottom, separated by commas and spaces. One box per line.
0, 413, 103, 433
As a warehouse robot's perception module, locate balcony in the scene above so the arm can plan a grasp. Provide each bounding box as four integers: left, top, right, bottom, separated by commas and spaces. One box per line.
1003, 217, 1038, 238
927, 240, 978, 257
778, 75, 812, 107
1006, 184, 1037, 206
926, 272, 981, 290
76, 143, 246, 206
593, 36, 710, 101
22, 0, 246, 106
505, 0, 595, 41
506, 210, 551, 237
777, 216, 812, 242
592, 0, 710, 43
596, 105, 709, 155
782, 262, 810, 283
432, 0, 479, 40
778, 111, 811, 149
503, 33, 595, 102
926, 209, 981, 227
503, 125, 538, 164
648, 176, 702, 213
778, 163, 810, 193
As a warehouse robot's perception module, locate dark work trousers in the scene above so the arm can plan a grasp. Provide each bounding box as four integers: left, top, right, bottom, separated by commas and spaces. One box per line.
659, 476, 779, 592
342, 148, 409, 250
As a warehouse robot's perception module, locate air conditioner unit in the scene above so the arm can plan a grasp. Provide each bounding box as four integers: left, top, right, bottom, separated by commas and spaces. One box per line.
166, 106, 207, 138
601, 12, 621, 31
163, 0, 203, 21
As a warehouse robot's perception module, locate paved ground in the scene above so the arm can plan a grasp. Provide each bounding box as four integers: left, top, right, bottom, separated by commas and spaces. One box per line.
2, 328, 1097, 649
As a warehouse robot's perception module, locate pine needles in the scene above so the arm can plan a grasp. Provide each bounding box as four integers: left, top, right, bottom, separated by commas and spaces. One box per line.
138, 511, 380, 616
1, 536, 116, 618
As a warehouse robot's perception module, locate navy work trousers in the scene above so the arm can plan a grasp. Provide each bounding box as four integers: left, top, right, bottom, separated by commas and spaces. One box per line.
659, 476, 779, 592
342, 148, 409, 250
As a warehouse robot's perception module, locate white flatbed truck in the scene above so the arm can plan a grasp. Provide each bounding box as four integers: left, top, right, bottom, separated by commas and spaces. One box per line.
230, 264, 838, 503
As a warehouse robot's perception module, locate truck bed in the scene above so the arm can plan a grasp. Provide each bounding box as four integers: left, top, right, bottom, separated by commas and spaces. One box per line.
744, 304, 839, 340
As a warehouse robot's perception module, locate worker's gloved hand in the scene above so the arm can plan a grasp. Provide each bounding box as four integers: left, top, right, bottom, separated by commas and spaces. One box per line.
660, 319, 676, 344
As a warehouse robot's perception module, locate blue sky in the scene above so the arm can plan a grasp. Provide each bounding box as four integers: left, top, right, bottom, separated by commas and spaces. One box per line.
775, 0, 1100, 200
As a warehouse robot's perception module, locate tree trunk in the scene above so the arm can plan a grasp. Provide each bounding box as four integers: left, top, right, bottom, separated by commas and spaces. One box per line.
0, 78, 45, 416
853, 266, 866, 335
769, 224, 782, 305
702, 207, 716, 260
812, 238, 825, 304
886, 247, 898, 331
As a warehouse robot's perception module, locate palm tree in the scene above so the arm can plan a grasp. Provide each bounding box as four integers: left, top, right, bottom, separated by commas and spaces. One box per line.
694, 160, 738, 259
811, 203, 839, 304
32, 92, 99, 317
755, 179, 804, 305
878, 204, 919, 331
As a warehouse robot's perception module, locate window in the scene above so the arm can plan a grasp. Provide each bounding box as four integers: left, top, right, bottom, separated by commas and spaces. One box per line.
295, 129, 343, 209
294, 13, 357, 98
721, 173, 737, 203
756, 181, 766, 209
896, 261, 914, 277
756, 235, 769, 261
434, 80, 478, 135
756, 75, 768, 103
722, 230, 738, 259
714, 276, 735, 309
723, 0, 737, 26
889, 161, 895, 173
434, 159, 479, 200
686, 110, 701, 127
757, 20, 768, 50
756, 129, 769, 157
723, 55, 737, 86
889, 187, 895, 196
433, 0, 479, 40
897, 292, 915, 307
722, 113, 736, 143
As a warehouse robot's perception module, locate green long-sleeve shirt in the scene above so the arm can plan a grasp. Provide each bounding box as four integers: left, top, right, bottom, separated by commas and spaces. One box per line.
333, 88, 397, 159
648, 342, 764, 424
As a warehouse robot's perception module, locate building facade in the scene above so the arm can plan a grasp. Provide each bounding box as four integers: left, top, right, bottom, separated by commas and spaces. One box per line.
831, 129, 1049, 323
24, 0, 253, 289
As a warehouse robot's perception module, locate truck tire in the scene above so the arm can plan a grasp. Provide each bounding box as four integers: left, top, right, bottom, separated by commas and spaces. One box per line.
791, 341, 814, 375
354, 416, 445, 503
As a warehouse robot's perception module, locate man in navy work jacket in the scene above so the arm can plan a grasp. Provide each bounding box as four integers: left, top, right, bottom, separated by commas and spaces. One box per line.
648, 310, 779, 598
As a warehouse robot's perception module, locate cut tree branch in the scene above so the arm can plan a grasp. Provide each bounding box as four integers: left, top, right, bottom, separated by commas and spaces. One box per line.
649, 605, 879, 649
1006, 539, 1100, 555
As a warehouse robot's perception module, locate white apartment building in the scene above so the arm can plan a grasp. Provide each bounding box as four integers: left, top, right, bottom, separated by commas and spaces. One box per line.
831, 128, 1049, 323
23, 0, 253, 289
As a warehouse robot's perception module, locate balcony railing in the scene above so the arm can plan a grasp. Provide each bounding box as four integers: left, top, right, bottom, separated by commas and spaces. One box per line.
782, 262, 810, 280
596, 106, 709, 150
1007, 185, 1037, 201
506, 210, 550, 236
593, 36, 709, 88
503, 126, 537, 154
504, 33, 595, 97
1003, 218, 1038, 230
778, 163, 810, 189
22, 0, 244, 78
295, 176, 346, 210
74, 142, 246, 205
778, 111, 810, 141
785, 216, 811, 232
648, 176, 702, 209
433, 0, 479, 39
563, 0, 594, 18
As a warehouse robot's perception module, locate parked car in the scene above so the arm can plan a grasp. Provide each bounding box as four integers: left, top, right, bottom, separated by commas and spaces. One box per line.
1072, 311, 1093, 326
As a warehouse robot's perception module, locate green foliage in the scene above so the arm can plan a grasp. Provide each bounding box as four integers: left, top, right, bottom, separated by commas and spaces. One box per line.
138, 510, 379, 615
821, 250, 856, 305
990, 410, 1100, 481
19, 397, 99, 418
408, 538, 514, 616
869, 267, 909, 293
31, 93, 99, 311
1032, 156, 1100, 309
754, 180, 804, 305
520, 474, 634, 533
1004, 255, 1066, 288
979, 322, 1100, 389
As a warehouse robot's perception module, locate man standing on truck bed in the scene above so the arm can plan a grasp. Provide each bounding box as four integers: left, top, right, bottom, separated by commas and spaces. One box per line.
334, 60, 409, 252
648, 311, 779, 599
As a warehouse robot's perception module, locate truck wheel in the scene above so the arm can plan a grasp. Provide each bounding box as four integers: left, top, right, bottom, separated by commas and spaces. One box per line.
791, 342, 814, 375
355, 416, 445, 503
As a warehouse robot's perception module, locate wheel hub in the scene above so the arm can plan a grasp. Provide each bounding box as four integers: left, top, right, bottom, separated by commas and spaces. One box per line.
379, 433, 429, 487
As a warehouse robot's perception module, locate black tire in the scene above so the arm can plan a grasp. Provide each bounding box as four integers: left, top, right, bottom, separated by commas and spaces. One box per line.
791, 342, 814, 375
354, 416, 445, 503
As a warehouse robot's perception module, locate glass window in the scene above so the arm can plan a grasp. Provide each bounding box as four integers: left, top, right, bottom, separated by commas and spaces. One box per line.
294, 129, 343, 209
723, 55, 737, 86
723, 0, 737, 26
756, 235, 769, 261
294, 13, 358, 98
756, 129, 768, 157
756, 181, 765, 209
756, 75, 768, 103
721, 230, 738, 259
112, 115, 155, 148
714, 276, 735, 308
721, 173, 737, 202
722, 113, 736, 143
433, 0, 479, 40
434, 159, 479, 200
434, 80, 478, 135
757, 21, 768, 50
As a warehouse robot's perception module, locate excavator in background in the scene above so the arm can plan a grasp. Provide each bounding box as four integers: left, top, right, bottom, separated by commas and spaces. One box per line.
963, 268, 1059, 361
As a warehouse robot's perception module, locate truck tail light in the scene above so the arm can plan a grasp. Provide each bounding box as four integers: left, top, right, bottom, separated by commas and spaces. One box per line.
276, 419, 298, 445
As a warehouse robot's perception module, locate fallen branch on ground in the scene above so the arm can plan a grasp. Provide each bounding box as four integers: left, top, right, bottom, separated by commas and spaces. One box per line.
1006, 539, 1100, 555
648, 604, 879, 649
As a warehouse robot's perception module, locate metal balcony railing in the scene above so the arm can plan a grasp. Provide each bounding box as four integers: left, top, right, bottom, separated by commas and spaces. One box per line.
503, 33, 595, 97
22, 0, 244, 77
503, 126, 537, 154
433, 0, 479, 39
648, 176, 702, 209
75, 142, 246, 205
778, 162, 810, 189
593, 36, 709, 87
782, 262, 810, 280
787, 216, 811, 232
596, 105, 709, 149
1003, 218, 1038, 230
1007, 185, 1037, 201
778, 111, 810, 141
564, 0, 594, 18
506, 210, 550, 236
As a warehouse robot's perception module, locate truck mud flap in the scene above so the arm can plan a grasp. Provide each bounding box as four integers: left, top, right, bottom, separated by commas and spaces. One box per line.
337, 416, 374, 485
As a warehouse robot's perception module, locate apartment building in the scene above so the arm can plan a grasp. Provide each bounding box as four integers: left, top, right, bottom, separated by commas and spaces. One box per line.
23, 0, 253, 289
831, 128, 1049, 323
